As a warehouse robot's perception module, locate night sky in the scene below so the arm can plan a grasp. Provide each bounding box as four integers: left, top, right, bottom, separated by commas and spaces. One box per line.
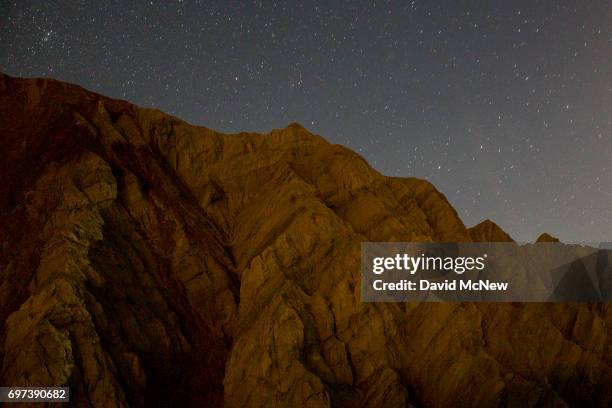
1, 1, 610, 243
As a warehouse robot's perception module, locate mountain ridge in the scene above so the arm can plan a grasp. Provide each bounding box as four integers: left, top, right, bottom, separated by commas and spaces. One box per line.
0, 73, 609, 407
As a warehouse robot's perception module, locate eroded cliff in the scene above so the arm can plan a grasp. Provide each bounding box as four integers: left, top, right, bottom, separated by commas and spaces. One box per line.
0, 74, 610, 407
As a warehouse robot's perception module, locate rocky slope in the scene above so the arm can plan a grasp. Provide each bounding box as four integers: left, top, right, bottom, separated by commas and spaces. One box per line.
468, 220, 514, 242
0, 73, 610, 407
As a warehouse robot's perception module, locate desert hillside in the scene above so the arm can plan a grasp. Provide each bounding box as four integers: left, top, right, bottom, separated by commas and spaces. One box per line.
0, 73, 610, 407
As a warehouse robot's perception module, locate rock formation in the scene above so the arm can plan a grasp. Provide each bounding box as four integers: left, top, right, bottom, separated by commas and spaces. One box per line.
469, 219, 514, 242
537, 233, 561, 243
0, 73, 610, 407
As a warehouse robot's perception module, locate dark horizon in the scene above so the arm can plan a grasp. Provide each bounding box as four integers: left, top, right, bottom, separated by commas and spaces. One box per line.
2, 0, 610, 242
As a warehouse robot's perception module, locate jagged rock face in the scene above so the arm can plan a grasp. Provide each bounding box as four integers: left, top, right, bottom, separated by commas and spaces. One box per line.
469, 220, 515, 242
0, 73, 610, 407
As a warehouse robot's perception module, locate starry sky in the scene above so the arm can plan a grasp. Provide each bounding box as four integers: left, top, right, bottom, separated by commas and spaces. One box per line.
1, 1, 610, 242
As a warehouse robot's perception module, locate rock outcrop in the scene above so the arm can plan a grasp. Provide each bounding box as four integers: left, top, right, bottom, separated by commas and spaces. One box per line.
469, 219, 515, 242
537, 233, 561, 243
0, 73, 610, 407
